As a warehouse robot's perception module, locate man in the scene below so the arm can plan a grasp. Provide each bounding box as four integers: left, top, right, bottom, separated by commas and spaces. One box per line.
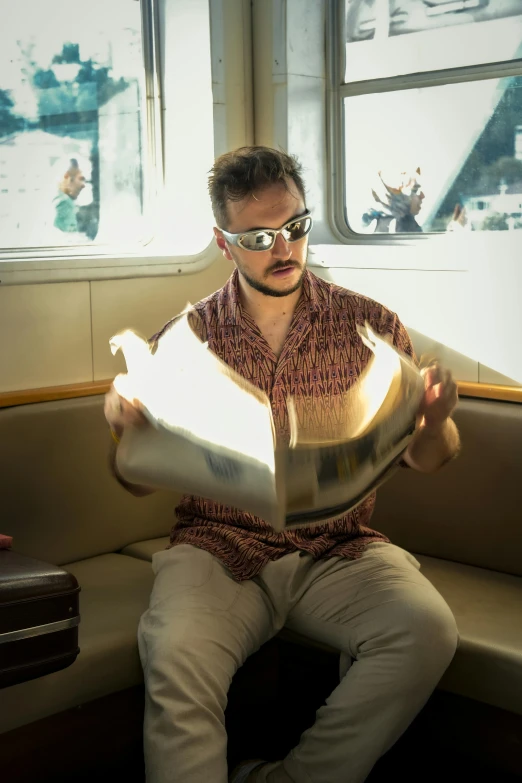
105, 146, 459, 783
53, 158, 86, 233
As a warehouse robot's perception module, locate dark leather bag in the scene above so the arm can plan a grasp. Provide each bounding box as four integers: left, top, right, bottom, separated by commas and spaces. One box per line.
0, 551, 80, 688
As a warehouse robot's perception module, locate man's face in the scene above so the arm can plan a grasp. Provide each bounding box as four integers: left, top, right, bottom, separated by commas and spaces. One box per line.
213, 180, 309, 299
67, 170, 86, 199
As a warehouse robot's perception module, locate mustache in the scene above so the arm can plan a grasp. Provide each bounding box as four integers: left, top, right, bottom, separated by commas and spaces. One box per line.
266, 260, 301, 274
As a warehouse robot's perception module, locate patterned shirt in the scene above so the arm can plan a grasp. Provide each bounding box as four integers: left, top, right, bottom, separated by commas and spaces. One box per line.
151, 269, 415, 582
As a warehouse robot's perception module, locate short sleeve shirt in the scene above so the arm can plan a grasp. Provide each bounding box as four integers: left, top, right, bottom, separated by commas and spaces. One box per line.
151, 269, 416, 581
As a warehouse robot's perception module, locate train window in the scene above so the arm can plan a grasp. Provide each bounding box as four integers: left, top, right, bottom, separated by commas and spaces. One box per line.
345, 77, 522, 234
0, 0, 215, 280
330, 0, 522, 238
345, 0, 522, 82
0, 0, 153, 252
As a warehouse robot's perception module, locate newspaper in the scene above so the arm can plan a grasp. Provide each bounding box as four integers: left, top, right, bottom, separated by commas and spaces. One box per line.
110, 311, 424, 531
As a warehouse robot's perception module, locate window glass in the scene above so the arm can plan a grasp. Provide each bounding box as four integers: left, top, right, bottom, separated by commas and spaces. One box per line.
344, 76, 522, 233
0, 0, 148, 250
344, 0, 522, 82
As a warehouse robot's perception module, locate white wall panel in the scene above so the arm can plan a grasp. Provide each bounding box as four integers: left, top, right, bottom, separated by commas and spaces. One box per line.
91, 257, 232, 380
0, 283, 92, 392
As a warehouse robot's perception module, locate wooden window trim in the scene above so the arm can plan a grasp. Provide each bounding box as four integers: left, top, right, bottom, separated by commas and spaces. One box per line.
0, 379, 521, 409
0, 380, 113, 408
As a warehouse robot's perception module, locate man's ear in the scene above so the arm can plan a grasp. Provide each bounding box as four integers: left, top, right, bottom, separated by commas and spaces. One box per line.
213, 227, 233, 261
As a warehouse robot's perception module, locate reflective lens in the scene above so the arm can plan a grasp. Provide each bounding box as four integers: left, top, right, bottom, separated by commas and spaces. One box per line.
239, 231, 274, 251
237, 215, 312, 251
282, 216, 312, 242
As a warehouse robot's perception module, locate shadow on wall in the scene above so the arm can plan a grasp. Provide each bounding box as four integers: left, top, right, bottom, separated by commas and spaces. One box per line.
407, 328, 521, 387
308, 263, 520, 385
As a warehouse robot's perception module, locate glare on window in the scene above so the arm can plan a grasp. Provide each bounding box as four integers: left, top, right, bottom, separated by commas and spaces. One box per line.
0, 0, 147, 250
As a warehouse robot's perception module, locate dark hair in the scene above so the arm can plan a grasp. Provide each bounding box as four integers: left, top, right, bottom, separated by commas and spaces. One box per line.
64, 158, 80, 177
208, 146, 306, 228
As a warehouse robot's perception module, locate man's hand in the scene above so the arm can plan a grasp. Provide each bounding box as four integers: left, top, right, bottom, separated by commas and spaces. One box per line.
104, 385, 155, 496
104, 385, 149, 441
418, 363, 458, 431
403, 362, 460, 473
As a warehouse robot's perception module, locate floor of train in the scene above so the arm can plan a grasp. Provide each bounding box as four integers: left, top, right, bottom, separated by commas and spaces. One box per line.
85, 723, 521, 783
81, 688, 521, 783
16, 640, 520, 783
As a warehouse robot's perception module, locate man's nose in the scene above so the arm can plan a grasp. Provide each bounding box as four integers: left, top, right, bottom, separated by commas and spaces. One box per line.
272, 232, 292, 258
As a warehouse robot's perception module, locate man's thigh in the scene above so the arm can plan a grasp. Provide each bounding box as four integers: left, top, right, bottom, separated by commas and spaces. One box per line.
139, 544, 275, 670
285, 542, 456, 659
148, 544, 240, 613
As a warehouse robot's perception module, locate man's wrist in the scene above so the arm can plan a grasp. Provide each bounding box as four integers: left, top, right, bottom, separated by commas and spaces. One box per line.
419, 417, 449, 436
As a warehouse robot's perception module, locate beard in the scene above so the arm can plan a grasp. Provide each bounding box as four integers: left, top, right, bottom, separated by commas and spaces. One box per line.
234, 253, 307, 298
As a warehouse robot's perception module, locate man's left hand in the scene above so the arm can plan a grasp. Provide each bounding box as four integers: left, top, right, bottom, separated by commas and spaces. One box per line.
418, 363, 458, 429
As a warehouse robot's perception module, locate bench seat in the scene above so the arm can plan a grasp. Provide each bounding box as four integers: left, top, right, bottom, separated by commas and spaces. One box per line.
419, 554, 522, 715
0, 554, 154, 735
1, 535, 521, 739
124, 537, 522, 715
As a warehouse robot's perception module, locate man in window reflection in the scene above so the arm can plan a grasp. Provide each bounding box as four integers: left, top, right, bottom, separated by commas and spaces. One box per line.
53, 158, 86, 234
361, 167, 425, 233
105, 147, 459, 783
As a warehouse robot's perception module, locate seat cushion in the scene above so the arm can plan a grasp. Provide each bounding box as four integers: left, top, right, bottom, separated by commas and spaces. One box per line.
371, 398, 522, 577
119, 540, 522, 715
0, 553, 154, 734
418, 555, 522, 715
121, 536, 170, 561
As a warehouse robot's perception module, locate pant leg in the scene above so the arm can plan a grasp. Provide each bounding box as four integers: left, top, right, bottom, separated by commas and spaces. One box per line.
138, 545, 276, 783
258, 543, 458, 783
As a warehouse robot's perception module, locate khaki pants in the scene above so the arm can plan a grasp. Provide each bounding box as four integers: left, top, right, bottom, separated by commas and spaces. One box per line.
138, 542, 458, 783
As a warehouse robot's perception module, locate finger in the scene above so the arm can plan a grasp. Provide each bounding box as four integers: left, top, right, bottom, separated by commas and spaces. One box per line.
441, 379, 458, 409
121, 399, 149, 428
114, 397, 124, 416
422, 363, 444, 388
104, 388, 122, 425
435, 370, 456, 400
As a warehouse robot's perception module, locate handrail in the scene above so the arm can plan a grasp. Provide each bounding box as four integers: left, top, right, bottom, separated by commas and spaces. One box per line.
0, 380, 112, 408
0, 379, 521, 409
456, 381, 522, 404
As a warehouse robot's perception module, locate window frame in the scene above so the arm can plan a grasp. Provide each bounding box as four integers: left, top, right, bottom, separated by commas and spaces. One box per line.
0, 0, 219, 285
327, 0, 522, 246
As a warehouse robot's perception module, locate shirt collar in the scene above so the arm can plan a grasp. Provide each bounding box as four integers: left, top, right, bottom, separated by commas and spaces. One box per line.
221, 268, 324, 325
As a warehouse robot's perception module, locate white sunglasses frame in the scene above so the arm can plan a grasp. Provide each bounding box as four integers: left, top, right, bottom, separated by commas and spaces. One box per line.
218, 211, 313, 252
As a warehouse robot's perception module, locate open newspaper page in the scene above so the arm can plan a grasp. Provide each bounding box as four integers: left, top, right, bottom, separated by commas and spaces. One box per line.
111, 314, 424, 532
112, 312, 283, 527
281, 325, 424, 529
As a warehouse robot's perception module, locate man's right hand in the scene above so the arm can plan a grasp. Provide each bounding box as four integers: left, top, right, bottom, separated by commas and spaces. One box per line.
104, 385, 156, 496
104, 385, 149, 442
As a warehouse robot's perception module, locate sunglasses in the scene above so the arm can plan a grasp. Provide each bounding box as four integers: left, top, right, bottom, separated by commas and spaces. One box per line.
219, 211, 313, 252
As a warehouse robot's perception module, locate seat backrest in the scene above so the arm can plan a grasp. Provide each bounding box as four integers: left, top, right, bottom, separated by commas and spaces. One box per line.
1, 395, 521, 575
371, 397, 522, 577
0, 396, 178, 565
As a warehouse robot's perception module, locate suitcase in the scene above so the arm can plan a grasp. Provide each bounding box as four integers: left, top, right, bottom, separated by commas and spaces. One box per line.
0, 550, 80, 688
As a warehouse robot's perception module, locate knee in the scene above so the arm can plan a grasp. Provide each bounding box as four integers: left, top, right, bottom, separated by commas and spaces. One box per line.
412, 592, 458, 668
372, 588, 458, 682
